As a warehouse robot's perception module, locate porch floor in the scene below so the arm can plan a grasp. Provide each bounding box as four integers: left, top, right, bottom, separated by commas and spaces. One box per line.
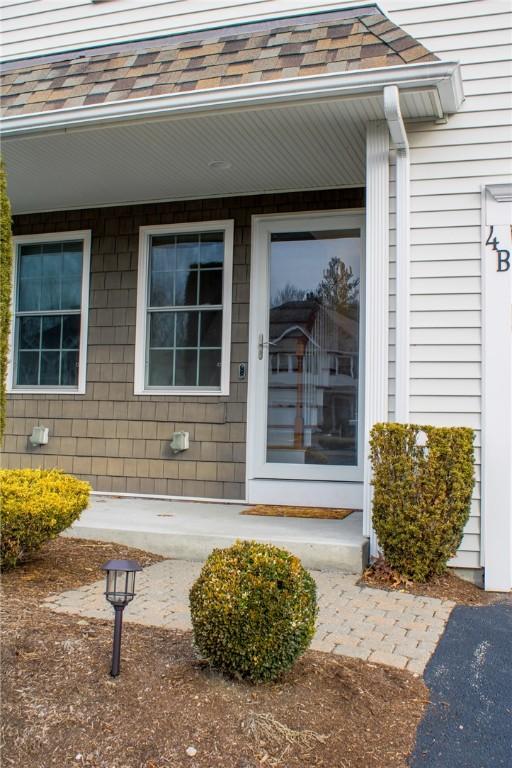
63, 495, 369, 572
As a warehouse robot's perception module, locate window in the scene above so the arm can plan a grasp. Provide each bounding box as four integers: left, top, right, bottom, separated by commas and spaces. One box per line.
9, 232, 91, 393
135, 221, 233, 395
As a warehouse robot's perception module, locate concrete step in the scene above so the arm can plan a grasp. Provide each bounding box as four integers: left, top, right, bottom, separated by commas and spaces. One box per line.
63, 495, 369, 573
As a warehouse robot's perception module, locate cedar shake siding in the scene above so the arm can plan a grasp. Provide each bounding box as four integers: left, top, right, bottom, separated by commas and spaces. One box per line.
4, 188, 364, 499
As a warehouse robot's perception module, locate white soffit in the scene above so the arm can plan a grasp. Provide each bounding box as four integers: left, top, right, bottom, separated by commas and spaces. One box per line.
4, 89, 440, 214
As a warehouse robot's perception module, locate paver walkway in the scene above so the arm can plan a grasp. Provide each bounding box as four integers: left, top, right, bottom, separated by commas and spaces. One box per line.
44, 559, 454, 674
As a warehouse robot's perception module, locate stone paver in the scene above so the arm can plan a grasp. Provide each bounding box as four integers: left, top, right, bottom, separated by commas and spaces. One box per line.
44, 560, 455, 674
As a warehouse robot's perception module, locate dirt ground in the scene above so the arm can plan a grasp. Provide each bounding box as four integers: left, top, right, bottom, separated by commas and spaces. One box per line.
1, 538, 429, 768
361, 557, 503, 605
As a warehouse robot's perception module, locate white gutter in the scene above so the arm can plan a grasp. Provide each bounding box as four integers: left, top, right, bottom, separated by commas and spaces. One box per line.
384, 84, 410, 424
0, 60, 463, 138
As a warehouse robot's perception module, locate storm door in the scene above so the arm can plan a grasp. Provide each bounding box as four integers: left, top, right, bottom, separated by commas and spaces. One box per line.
247, 212, 365, 499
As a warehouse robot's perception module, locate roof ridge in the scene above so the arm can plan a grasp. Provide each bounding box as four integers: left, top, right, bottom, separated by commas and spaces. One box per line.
357, 12, 436, 66
1, 5, 383, 73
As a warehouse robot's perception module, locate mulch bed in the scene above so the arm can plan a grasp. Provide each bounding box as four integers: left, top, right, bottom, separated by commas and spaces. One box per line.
241, 505, 354, 520
361, 557, 506, 605
1, 538, 428, 768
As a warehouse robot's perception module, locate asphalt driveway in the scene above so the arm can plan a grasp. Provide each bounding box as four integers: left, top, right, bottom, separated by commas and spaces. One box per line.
411, 601, 512, 768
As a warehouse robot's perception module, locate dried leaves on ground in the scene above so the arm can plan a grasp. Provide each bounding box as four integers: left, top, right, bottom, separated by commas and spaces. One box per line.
2, 538, 428, 768
361, 556, 503, 605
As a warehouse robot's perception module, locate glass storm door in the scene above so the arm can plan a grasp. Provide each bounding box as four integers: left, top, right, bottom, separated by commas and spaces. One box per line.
248, 213, 364, 489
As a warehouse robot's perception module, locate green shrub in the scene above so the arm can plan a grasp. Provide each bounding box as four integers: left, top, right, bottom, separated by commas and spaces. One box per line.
0, 468, 91, 569
189, 540, 317, 683
370, 423, 474, 582
0, 158, 13, 441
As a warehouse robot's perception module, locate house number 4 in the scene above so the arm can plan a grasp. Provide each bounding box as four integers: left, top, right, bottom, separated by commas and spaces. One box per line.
486, 225, 510, 272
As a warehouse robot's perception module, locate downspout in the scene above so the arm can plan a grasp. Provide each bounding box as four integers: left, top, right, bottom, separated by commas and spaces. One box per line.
384, 85, 410, 423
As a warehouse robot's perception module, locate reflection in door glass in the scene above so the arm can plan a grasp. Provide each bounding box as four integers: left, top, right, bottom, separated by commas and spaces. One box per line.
266, 230, 361, 466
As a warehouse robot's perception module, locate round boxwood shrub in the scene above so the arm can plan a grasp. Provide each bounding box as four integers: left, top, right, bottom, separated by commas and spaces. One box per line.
370, 423, 475, 582
189, 540, 317, 683
0, 468, 91, 569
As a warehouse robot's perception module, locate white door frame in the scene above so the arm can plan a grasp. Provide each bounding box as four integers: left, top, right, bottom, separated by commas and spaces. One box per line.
481, 183, 512, 591
246, 209, 366, 506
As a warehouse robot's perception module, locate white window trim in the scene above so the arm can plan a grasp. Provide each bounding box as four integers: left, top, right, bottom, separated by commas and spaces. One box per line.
134, 220, 233, 396
8, 230, 91, 395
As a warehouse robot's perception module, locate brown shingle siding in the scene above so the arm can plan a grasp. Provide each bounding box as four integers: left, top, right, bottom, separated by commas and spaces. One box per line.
6, 188, 363, 499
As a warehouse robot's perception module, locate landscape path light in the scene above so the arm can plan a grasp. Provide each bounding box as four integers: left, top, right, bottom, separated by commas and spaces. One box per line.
102, 559, 142, 677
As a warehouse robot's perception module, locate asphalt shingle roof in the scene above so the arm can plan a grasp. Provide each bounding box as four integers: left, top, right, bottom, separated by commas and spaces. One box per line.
0, 6, 437, 118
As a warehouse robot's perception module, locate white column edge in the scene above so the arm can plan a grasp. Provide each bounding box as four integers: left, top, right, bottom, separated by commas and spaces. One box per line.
363, 121, 390, 548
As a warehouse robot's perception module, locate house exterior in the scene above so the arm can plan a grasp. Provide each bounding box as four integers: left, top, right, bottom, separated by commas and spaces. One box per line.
1, 0, 510, 591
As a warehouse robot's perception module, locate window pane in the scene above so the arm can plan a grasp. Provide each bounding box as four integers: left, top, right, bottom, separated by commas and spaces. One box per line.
199, 349, 221, 387
200, 232, 224, 266
61, 351, 79, 386
151, 236, 176, 272
43, 252, 61, 279
176, 234, 200, 269
200, 310, 222, 347
40, 279, 61, 311
62, 243, 83, 276
266, 229, 361, 466
18, 316, 40, 349
17, 351, 39, 385
18, 278, 41, 311
62, 315, 80, 349
175, 269, 198, 306
19, 249, 42, 278
175, 349, 197, 386
149, 312, 175, 348
19, 243, 83, 313
176, 311, 198, 347
40, 351, 60, 385
149, 271, 174, 307
42, 316, 61, 349
60, 278, 81, 310
199, 269, 222, 305
148, 349, 174, 386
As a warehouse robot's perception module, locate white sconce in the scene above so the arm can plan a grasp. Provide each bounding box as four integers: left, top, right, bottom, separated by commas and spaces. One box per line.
416, 429, 429, 456
170, 431, 189, 454
29, 425, 49, 447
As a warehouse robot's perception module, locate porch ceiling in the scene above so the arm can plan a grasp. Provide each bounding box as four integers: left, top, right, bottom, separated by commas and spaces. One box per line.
4, 89, 440, 214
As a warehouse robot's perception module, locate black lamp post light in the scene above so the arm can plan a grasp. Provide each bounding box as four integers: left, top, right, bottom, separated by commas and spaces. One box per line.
102, 559, 142, 677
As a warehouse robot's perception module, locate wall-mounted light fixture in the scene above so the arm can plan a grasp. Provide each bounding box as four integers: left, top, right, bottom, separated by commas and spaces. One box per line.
29, 425, 49, 447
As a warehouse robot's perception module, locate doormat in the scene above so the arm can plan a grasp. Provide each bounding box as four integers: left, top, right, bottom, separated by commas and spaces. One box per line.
240, 505, 355, 520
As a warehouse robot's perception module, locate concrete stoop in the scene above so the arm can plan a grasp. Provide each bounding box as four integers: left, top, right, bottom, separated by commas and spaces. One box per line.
63, 495, 369, 573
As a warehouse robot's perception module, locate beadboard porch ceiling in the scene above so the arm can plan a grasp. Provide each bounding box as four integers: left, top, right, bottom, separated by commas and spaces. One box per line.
4, 88, 442, 214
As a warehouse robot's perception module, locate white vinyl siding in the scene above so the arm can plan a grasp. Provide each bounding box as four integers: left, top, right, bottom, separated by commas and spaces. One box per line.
385, 0, 512, 569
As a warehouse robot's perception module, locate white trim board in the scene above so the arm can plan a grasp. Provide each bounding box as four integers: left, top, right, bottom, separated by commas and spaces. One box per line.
363, 121, 390, 549
481, 183, 512, 592
247, 479, 364, 509
0, 62, 463, 137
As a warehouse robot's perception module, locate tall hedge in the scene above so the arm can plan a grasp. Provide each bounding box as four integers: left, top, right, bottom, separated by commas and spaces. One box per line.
0, 159, 13, 441
370, 423, 474, 582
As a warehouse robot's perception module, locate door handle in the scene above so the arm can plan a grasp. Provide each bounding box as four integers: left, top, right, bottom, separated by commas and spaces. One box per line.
258, 333, 275, 360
